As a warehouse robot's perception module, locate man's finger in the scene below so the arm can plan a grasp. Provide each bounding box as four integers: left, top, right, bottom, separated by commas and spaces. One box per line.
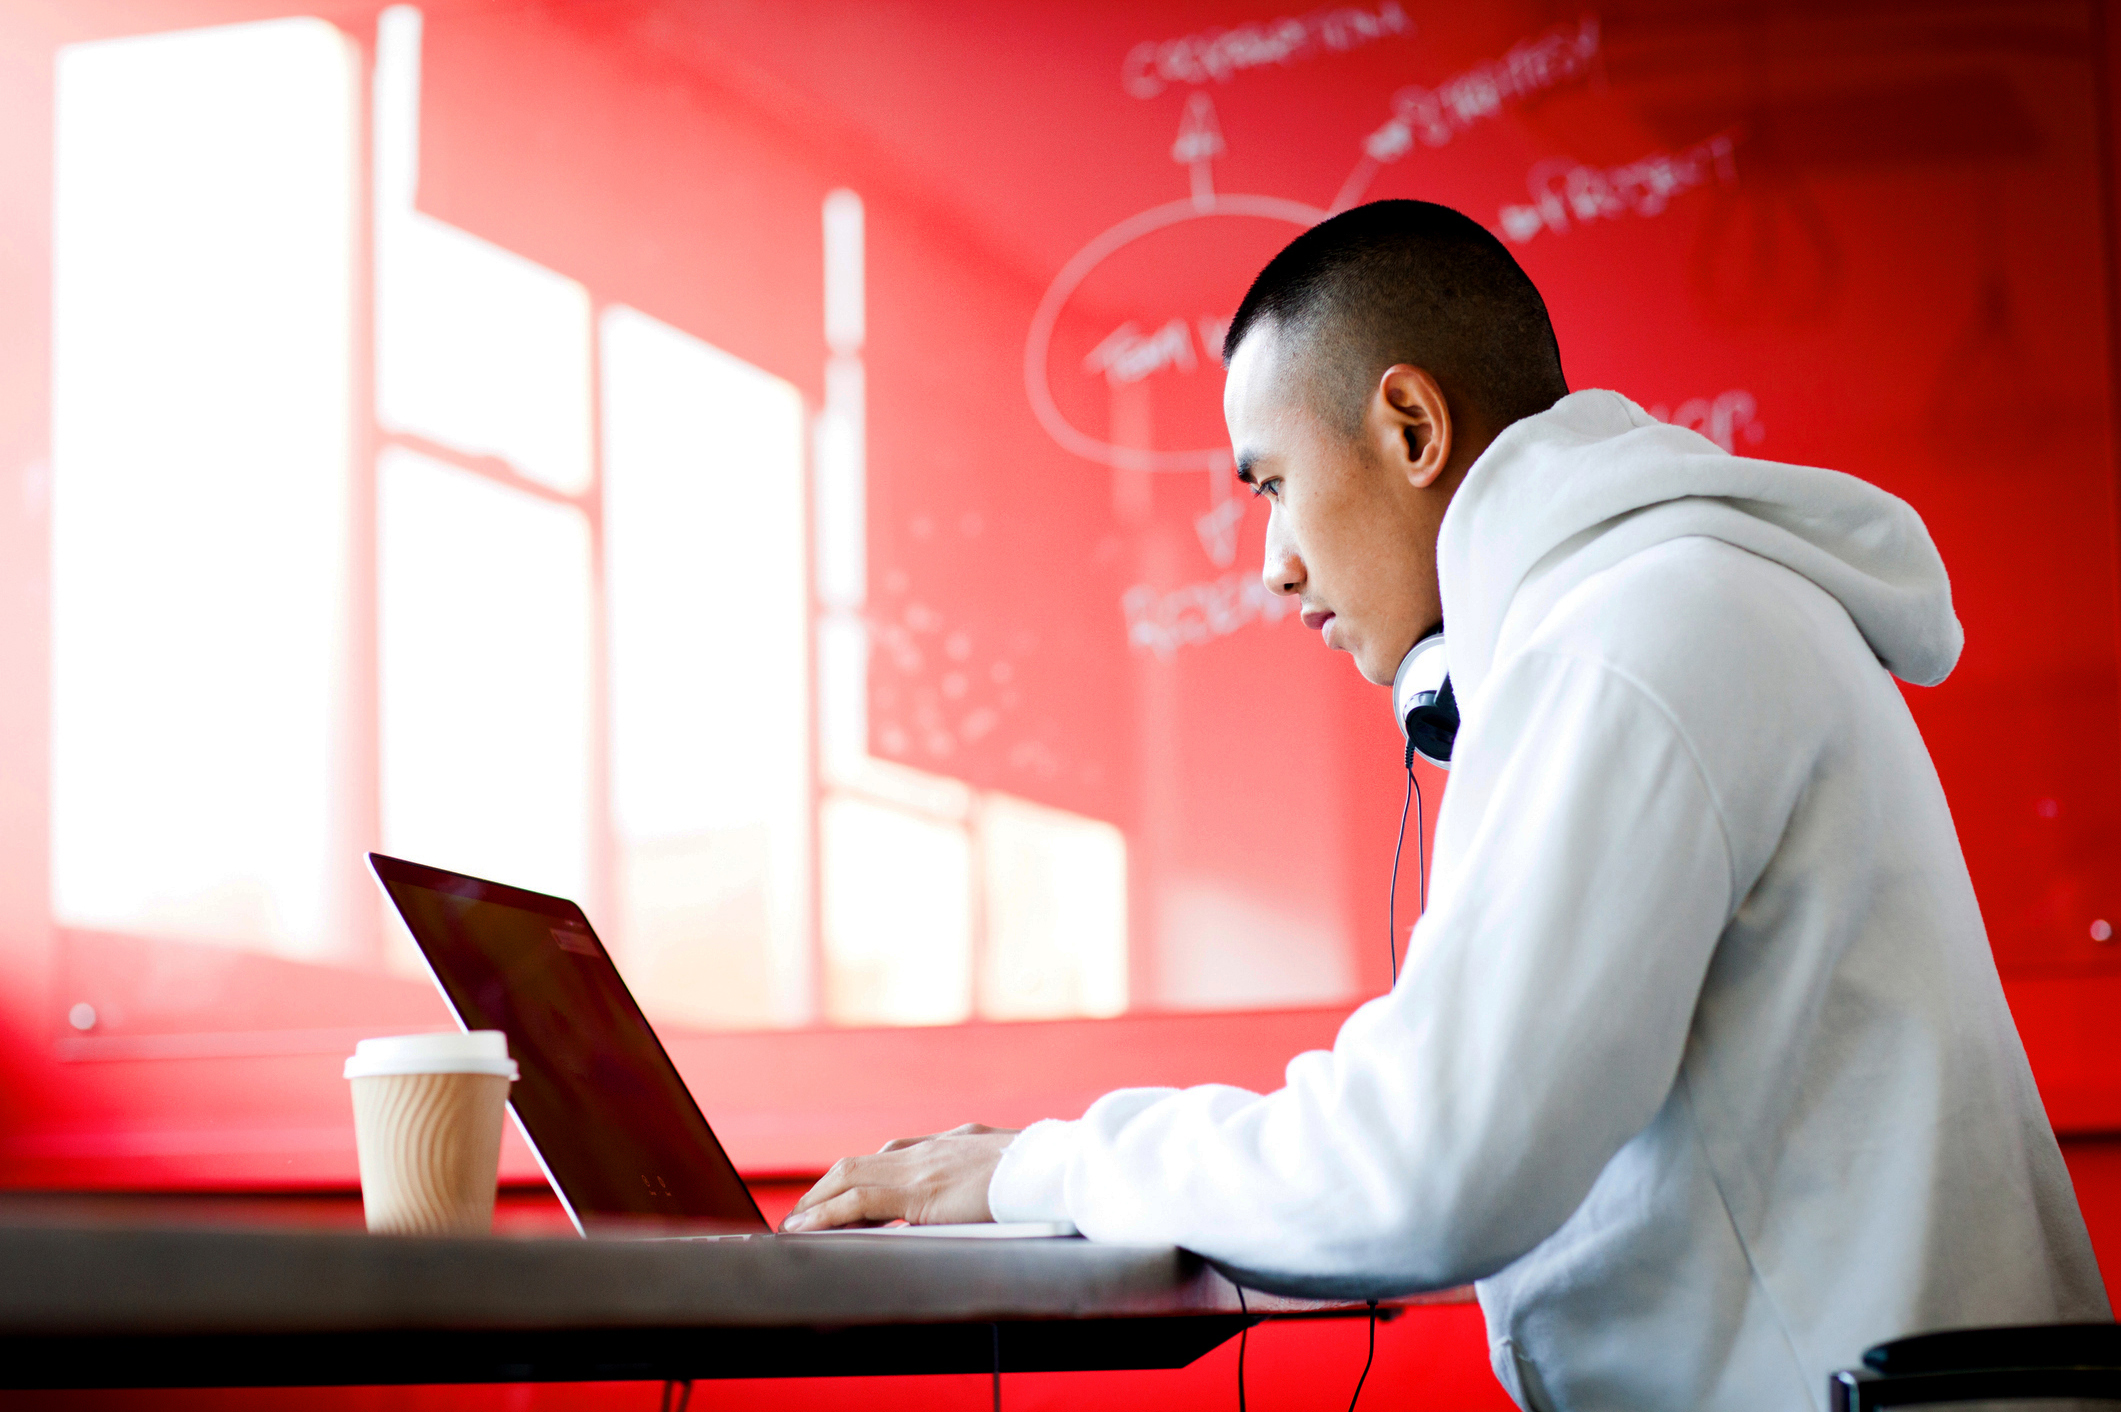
783, 1185, 904, 1232
786, 1154, 874, 1221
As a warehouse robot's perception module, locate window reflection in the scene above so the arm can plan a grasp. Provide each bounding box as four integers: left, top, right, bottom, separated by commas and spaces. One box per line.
375, 211, 594, 496
602, 305, 810, 1030
50, 19, 355, 963
820, 795, 973, 1027
979, 795, 1127, 1022
373, 6, 592, 494
375, 445, 594, 934
48, 6, 1134, 1033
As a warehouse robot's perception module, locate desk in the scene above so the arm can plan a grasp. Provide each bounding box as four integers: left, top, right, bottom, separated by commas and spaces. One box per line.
0, 1217, 1364, 1389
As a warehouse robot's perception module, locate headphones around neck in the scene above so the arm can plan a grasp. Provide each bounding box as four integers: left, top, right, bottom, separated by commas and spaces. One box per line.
1392, 631, 1458, 770
1385, 629, 1454, 984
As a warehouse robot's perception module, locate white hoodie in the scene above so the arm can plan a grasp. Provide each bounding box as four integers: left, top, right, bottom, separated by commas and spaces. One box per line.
989, 390, 2110, 1410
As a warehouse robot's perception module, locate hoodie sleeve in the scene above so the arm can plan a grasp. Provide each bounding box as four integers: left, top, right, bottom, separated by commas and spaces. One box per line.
988, 648, 1737, 1293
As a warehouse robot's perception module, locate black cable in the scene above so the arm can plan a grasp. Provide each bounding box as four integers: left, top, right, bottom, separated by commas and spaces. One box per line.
1387, 750, 1428, 985
1415, 768, 1427, 915
991, 1320, 1001, 1412
658, 1379, 692, 1412
1234, 1282, 1249, 1412
1388, 760, 1411, 985
1347, 1300, 1378, 1412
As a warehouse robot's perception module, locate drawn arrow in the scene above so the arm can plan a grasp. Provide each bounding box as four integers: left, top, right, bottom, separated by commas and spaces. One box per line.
1171, 92, 1225, 211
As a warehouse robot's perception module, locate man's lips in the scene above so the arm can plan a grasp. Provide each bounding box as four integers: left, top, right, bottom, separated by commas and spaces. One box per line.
1301, 608, 1334, 632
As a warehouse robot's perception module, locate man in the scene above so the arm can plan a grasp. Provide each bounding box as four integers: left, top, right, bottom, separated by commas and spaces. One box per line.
784, 200, 2109, 1407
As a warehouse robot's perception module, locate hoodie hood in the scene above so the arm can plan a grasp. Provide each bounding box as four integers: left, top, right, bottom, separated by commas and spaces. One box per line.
1436, 389, 1962, 707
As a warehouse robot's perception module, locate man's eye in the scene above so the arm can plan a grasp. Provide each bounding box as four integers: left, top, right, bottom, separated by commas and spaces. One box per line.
1249, 478, 1281, 500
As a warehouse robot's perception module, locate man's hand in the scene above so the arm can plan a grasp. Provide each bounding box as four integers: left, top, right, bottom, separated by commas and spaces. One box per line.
780, 1123, 1019, 1231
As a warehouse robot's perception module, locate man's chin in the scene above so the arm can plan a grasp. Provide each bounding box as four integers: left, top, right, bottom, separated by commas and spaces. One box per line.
1319, 620, 1392, 684
1350, 648, 1394, 687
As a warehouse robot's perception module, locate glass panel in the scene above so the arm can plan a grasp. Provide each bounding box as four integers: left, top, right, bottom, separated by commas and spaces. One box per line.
375, 214, 594, 495
377, 448, 593, 958
601, 304, 810, 1030
373, 6, 592, 496
978, 793, 1126, 1021
820, 796, 972, 1027
12, 0, 2121, 1206
17, 1, 2121, 1080
49, 19, 354, 962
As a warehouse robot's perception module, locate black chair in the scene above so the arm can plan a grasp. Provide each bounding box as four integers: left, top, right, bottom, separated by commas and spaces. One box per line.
1830, 1323, 2121, 1408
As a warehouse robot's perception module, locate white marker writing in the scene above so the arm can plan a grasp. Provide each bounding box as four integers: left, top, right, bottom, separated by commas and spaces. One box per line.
1122, 3, 1412, 99
1122, 572, 1300, 657
1500, 130, 1739, 244
1647, 390, 1764, 455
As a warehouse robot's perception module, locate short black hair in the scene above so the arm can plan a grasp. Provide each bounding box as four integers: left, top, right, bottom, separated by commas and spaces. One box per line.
1222, 199, 1567, 434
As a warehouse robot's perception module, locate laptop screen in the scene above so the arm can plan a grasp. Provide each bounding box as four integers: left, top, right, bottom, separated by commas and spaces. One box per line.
368, 852, 768, 1235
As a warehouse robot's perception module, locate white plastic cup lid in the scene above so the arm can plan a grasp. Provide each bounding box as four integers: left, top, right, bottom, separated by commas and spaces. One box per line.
344, 1030, 518, 1081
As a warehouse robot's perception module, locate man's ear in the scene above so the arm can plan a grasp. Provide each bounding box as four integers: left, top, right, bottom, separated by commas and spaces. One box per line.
1373, 365, 1453, 489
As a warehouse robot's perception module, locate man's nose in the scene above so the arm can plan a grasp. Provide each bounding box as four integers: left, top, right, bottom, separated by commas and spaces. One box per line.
1261, 509, 1303, 597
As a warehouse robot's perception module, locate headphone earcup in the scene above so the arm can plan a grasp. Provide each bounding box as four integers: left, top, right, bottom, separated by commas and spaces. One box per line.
1404, 675, 1458, 769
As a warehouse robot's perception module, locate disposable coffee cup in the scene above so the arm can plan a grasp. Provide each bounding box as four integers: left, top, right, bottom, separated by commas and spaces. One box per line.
345, 1031, 518, 1236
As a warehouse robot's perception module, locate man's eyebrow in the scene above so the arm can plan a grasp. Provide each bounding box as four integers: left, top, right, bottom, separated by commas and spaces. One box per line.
1234, 453, 1258, 484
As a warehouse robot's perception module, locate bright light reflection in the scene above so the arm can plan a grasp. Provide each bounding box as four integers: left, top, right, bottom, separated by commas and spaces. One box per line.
378, 449, 593, 925
980, 794, 1128, 1020
602, 305, 810, 1028
50, 19, 355, 961
822, 797, 973, 1027
373, 4, 592, 495
376, 214, 594, 495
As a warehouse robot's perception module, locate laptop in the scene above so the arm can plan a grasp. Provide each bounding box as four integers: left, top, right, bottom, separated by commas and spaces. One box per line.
367, 852, 1075, 1240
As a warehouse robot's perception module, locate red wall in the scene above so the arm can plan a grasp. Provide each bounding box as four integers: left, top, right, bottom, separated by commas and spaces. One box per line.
4, 2, 2121, 1407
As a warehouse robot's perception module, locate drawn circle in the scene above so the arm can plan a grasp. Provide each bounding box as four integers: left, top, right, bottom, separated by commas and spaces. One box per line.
1024, 194, 1326, 473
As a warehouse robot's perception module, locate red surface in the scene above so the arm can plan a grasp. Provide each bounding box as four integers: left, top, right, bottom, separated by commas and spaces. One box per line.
0, 0, 2115, 1121
396, 0, 2121, 990
11, 933, 2120, 1190
1, 2, 2120, 1407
